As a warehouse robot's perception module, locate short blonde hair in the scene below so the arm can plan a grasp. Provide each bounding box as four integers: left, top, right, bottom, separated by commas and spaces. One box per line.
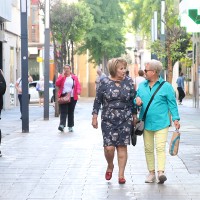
147, 59, 163, 75
107, 57, 127, 77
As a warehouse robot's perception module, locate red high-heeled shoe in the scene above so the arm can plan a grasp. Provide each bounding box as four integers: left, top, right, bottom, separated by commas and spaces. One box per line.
105, 171, 113, 180
118, 178, 126, 184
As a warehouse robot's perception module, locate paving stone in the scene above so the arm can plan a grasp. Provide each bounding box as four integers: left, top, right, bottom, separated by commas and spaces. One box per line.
0, 98, 199, 199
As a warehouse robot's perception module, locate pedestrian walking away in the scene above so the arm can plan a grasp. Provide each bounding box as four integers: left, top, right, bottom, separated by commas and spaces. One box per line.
134, 69, 145, 91
36, 76, 44, 106
56, 64, 81, 132
95, 68, 106, 91
15, 73, 33, 119
92, 57, 137, 184
135, 59, 180, 184
176, 72, 185, 105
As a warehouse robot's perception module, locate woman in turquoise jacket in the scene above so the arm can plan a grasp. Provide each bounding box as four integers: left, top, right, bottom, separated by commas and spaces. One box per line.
135, 59, 180, 184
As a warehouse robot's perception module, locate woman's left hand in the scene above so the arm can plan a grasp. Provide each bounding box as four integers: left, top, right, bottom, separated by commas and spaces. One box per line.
174, 120, 180, 130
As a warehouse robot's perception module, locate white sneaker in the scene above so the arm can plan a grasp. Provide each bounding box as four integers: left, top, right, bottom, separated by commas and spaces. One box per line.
68, 127, 73, 132
145, 173, 156, 183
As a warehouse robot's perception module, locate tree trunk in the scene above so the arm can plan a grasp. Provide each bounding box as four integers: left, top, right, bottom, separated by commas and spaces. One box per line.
52, 33, 59, 117
167, 45, 173, 83
71, 40, 74, 73
102, 54, 109, 75
67, 41, 70, 65
62, 37, 67, 65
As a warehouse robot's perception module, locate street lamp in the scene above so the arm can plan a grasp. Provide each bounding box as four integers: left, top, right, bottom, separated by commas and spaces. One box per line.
20, 0, 29, 132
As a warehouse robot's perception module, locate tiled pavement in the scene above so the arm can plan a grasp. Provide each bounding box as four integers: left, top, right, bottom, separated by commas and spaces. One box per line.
0, 97, 200, 200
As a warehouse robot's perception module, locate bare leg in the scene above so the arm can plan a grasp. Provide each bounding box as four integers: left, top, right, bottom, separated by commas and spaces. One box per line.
104, 146, 115, 171
116, 145, 127, 178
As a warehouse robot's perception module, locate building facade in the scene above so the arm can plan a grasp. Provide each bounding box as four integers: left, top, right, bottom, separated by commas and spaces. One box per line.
0, 0, 21, 109
179, 0, 200, 108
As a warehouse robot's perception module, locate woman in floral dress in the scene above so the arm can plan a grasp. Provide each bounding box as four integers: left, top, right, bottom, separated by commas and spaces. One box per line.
92, 57, 137, 184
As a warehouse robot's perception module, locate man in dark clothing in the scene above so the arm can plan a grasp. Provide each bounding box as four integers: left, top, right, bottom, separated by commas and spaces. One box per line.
176, 72, 185, 105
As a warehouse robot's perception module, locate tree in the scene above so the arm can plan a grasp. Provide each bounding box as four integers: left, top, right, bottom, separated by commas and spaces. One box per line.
38, 0, 93, 116
79, 0, 127, 73
123, 0, 191, 83
50, 1, 93, 73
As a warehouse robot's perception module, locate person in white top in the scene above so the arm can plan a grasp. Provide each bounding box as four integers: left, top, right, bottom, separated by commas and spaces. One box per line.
134, 69, 146, 91
15, 74, 33, 119
36, 76, 44, 106
95, 69, 106, 90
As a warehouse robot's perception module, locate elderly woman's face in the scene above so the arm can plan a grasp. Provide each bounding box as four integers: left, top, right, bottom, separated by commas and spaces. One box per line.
144, 63, 155, 80
115, 63, 126, 80
63, 65, 71, 76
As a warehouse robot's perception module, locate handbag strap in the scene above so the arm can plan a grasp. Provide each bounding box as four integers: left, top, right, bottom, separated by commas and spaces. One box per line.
142, 81, 165, 121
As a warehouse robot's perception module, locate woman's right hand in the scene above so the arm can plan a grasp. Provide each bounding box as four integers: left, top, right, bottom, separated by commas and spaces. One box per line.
92, 116, 98, 129
18, 88, 22, 93
136, 97, 143, 106
62, 72, 65, 77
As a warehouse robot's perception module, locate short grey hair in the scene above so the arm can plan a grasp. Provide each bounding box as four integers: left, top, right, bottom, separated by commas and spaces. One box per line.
148, 59, 163, 75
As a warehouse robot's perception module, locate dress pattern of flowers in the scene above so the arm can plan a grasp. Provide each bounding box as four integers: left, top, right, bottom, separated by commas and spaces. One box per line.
92, 76, 137, 147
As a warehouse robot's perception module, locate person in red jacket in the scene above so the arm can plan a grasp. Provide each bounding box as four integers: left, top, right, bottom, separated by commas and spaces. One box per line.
56, 64, 81, 132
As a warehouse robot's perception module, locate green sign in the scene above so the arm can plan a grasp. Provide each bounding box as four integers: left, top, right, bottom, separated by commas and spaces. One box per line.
188, 9, 200, 24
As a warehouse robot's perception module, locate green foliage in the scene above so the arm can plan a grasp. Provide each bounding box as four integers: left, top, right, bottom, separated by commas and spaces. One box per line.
151, 33, 191, 69
79, 0, 127, 65
180, 57, 192, 68
50, 1, 93, 68
122, 0, 161, 37
50, 2, 93, 43
69, 2, 94, 43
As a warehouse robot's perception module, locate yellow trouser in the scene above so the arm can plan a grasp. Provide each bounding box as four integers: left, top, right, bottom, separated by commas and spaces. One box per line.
143, 127, 169, 172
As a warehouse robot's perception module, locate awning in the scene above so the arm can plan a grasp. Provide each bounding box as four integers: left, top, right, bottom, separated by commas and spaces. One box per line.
28, 47, 38, 55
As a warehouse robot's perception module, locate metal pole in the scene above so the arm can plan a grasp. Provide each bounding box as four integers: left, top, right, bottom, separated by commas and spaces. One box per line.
154, 11, 158, 41
44, 0, 50, 120
20, 0, 29, 132
161, 0, 166, 76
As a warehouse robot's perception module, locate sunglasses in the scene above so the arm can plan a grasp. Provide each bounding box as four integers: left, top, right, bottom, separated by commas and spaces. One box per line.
144, 69, 153, 73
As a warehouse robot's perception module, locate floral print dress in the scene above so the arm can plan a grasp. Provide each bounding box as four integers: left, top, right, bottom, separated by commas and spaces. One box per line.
92, 76, 137, 147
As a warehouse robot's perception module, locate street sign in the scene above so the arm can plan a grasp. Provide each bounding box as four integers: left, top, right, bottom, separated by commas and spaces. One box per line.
188, 9, 200, 24
37, 57, 43, 62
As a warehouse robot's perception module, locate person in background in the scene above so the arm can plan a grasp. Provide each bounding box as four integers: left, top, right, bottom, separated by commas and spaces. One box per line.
15, 74, 33, 119
0, 69, 6, 120
176, 72, 185, 105
95, 68, 106, 90
125, 70, 130, 77
134, 69, 145, 91
36, 76, 44, 106
0, 69, 6, 157
56, 64, 81, 132
135, 59, 180, 184
92, 57, 137, 184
